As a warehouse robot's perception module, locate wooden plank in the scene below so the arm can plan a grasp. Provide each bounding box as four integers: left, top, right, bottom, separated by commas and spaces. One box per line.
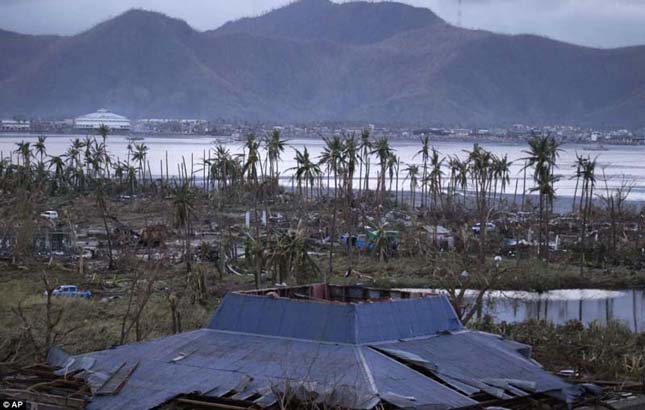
96, 361, 139, 395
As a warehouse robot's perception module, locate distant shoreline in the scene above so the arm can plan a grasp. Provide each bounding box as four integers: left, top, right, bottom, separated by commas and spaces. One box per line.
0, 132, 643, 148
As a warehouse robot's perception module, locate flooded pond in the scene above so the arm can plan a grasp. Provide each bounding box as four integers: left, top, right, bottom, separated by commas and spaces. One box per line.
401, 288, 645, 332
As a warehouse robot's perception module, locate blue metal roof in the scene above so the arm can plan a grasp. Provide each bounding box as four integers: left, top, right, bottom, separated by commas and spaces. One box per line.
209, 292, 462, 344
49, 290, 581, 409
209, 293, 357, 343
371, 330, 580, 401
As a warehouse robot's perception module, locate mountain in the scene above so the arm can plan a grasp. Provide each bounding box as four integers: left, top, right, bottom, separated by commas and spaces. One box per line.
0, 29, 61, 81
211, 0, 443, 45
0, 0, 644, 127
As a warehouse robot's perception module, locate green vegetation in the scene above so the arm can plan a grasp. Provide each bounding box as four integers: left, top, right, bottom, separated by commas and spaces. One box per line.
473, 318, 645, 382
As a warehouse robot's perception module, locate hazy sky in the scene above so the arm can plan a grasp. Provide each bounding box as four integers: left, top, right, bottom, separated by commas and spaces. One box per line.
1, 0, 644, 48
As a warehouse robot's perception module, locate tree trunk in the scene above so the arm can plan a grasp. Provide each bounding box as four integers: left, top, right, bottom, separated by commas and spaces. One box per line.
522, 162, 527, 211
545, 196, 550, 264
185, 222, 192, 274
102, 211, 114, 270
358, 160, 363, 198
538, 192, 544, 259
328, 172, 338, 282
254, 188, 261, 288
572, 173, 580, 213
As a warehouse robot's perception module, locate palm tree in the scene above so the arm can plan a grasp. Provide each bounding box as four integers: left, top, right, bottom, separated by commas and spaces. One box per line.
242, 134, 261, 186
209, 144, 238, 191
371, 137, 393, 204
341, 134, 358, 200
571, 153, 586, 213
264, 129, 287, 190
83, 136, 94, 175
522, 135, 561, 259
456, 157, 469, 207
48, 155, 66, 191
404, 163, 419, 207
290, 147, 320, 199
500, 154, 512, 196
319, 136, 344, 281
358, 130, 372, 196
387, 153, 399, 204
34, 136, 47, 166
579, 155, 596, 275
241, 134, 266, 288
88, 142, 106, 179
342, 134, 358, 271
319, 136, 344, 196
15, 141, 31, 168
48, 155, 66, 178
66, 139, 82, 168
428, 148, 444, 210
15, 141, 32, 186
466, 144, 495, 263
171, 182, 196, 274
493, 154, 512, 206
126, 165, 138, 194
447, 156, 461, 204
94, 139, 111, 178
415, 135, 431, 207
65, 138, 85, 190
391, 154, 401, 206
132, 143, 148, 184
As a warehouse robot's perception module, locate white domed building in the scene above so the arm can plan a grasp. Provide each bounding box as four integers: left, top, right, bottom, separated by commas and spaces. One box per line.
74, 109, 131, 131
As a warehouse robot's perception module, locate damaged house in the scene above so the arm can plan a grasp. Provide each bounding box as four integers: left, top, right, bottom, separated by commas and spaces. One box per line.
40, 284, 585, 409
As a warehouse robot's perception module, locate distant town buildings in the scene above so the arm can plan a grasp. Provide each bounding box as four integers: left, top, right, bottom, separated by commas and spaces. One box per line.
134, 118, 209, 134
74, 109, 131, 131
0, 112, 644, 145
0, 119, 30, 131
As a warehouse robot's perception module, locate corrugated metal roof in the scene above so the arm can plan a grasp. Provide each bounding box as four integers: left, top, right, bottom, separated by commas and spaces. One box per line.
57, 328, 475, 410
361, 347, 475, 409
209, 293, 462, 344
209, 293, 357, 343
371, 330, 582, 401
49, 290, 581, 409
353, 296, 462, 343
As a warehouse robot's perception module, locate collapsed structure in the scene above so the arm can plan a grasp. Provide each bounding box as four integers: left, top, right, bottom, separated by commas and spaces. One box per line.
45, 284, 583, 409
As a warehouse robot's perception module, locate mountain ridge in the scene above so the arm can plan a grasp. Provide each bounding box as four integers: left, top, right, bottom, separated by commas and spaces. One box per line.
0, 0, 643, 127
211, 0, 444, 45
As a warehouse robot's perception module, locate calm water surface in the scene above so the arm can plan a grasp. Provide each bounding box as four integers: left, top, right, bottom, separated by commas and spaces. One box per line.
401, 288, 645, 332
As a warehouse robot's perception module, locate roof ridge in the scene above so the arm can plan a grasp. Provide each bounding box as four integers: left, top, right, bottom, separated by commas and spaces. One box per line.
354, 345, 380, 406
